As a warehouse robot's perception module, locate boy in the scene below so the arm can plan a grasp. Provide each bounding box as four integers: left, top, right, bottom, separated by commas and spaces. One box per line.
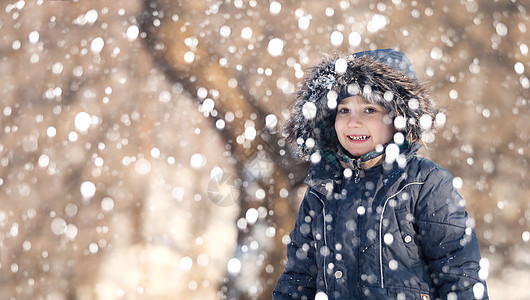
273, 49, 488, 299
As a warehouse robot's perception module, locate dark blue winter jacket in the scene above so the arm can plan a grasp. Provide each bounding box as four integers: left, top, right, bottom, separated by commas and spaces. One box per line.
273, 144, 488, 299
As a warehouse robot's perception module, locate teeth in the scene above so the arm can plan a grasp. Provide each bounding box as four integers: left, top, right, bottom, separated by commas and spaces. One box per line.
348, 135, 369, 141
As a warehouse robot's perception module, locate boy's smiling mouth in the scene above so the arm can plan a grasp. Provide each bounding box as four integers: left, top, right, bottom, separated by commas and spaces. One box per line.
348, 135, 370, 141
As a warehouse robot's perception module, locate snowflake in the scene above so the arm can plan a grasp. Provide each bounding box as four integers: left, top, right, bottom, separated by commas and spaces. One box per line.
314, 74, 336, 90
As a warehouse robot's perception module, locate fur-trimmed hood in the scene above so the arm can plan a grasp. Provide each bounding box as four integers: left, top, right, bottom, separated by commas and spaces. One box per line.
283, 49, 441, 160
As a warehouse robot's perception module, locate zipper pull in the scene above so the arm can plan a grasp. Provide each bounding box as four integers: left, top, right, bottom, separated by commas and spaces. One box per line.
354, 168, 365, 183
354, 159, 362, 183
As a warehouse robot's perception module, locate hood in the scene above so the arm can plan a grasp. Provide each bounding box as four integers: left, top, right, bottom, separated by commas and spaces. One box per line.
283, 49, 440, 160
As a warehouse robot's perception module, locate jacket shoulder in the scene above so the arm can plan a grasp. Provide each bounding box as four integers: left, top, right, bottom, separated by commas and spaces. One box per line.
406, 156, 453, 182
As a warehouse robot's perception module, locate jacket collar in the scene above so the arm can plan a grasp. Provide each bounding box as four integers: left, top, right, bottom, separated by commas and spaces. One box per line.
304, 143, 421, 196
336, 148, 386, 183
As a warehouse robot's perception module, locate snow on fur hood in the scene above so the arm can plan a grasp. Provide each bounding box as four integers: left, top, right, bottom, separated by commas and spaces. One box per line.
283, 49, 441, 159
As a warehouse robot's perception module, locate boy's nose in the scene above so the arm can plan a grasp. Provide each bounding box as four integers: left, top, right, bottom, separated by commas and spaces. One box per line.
347, 116, 363, 127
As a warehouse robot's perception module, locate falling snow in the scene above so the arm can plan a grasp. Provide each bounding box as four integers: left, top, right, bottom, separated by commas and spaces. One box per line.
0, 0, 528, 299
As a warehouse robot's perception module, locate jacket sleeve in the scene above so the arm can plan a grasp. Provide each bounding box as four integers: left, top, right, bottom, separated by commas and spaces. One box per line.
414, 166, 488, 300
273, 188, 319, 299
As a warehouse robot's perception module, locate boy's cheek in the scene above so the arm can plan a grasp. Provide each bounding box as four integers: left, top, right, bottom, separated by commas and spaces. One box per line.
383, 114, 393, 125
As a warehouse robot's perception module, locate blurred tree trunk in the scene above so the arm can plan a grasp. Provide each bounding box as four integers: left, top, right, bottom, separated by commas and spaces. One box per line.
140, 1, 307, 299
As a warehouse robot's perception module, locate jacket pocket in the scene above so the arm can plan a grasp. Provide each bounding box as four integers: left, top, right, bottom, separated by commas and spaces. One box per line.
394, 207, 422, 268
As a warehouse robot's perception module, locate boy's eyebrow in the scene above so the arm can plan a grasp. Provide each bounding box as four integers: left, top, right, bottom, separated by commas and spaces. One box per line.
359, 98, 373, 105
361, 100, 383, 106
337, 97, 380, 106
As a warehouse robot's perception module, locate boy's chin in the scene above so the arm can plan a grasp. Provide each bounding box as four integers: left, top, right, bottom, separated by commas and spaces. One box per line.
343, 148, 371, 158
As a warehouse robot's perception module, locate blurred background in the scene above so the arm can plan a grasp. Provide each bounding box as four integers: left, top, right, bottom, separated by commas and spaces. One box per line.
0, 0, 528, 299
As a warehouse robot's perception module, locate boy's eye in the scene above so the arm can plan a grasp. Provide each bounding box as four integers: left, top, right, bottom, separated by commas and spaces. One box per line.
363, 107, 376, 114
338, 107, 350, 113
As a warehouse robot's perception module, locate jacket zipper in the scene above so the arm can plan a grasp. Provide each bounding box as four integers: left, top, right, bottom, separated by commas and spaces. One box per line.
353, 159, 364, 183
353, 168, 365, 183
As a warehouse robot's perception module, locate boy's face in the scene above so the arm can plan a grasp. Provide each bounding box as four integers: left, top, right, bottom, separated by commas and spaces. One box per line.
335, 96, 395, 157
